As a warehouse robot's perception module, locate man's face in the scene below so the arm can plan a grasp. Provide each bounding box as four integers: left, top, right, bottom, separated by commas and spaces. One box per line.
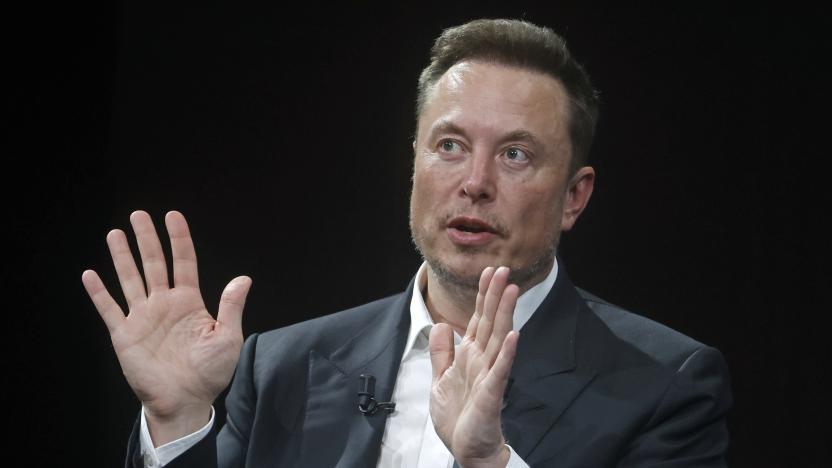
409, 60, 594, 290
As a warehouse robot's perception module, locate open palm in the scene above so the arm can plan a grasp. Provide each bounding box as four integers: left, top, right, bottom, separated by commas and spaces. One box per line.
82, 211, 251, 423
429, 266, 519, 467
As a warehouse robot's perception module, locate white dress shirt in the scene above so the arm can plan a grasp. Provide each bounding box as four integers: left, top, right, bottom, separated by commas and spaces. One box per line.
139, 260, 559, 467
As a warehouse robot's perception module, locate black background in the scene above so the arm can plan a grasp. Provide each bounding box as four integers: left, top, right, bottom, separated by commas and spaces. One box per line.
7, 1, 829, 466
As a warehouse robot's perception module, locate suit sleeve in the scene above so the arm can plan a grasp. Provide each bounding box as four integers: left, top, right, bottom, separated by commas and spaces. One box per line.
124, 333, 261, 468
617, 346, 733, 467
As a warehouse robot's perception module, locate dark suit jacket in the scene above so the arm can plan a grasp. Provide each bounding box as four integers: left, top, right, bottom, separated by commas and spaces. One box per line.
126, 266, 732, 467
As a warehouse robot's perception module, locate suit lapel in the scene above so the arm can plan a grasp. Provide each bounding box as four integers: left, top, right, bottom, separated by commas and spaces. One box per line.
501, 264, 597, 459
298, 264, 595, 465
300, 280, 412, 468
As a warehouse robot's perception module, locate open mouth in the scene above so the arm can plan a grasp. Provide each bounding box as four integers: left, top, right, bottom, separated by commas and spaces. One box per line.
455, 225, 487, 233
448, 217, 497, 235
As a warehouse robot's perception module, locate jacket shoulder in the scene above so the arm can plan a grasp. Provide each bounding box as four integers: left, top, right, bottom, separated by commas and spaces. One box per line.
249, 292, 405, 368
576, 288, 711, 369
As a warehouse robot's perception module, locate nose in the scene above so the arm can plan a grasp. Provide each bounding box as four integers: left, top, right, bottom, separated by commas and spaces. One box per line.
460, 151, 496, 203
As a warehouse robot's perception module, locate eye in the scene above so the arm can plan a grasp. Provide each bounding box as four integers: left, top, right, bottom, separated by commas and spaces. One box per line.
438, 139, 464, 154
504, 147, 529, 163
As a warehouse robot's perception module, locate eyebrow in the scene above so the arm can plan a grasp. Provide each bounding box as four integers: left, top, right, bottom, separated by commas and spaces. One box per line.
426, 119, 545, 150
498, 130, 544, 150
426, 120, 467, 144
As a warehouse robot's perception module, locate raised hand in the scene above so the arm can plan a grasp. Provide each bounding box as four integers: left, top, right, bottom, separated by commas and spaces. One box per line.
429, 266, 520, 468
81, 210, 252, 445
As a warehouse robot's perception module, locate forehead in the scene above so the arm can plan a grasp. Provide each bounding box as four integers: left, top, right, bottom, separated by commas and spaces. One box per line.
418, 60, 570, 147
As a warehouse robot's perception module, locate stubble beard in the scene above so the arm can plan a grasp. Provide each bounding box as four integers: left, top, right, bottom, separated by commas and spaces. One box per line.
409, 215, 560, 298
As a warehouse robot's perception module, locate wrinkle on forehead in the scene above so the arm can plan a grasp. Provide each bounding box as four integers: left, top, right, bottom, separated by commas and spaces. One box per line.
421, 60, 571, 158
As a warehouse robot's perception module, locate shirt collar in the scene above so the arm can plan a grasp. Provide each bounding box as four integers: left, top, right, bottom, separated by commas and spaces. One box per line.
404, 259, 559, 360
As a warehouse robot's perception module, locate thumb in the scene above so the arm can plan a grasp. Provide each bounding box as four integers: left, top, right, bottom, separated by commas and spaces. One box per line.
217, 275, 252, 335
429, 323, 455, 382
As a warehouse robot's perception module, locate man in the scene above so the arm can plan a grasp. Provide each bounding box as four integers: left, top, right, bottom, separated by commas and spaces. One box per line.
83, 19, 732, 467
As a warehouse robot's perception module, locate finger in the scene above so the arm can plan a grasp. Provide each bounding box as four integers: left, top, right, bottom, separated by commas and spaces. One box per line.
482, 330, 519, 404
429, 323, 455, 382
475, 266, 509, 349
216, 276, 252, 337
105, 229, 147, 308
484, 283, 519, 363
81, 269, 126, 333
165, 211, 199, 289
464, 266, 495, 340
130, 211, 170, 293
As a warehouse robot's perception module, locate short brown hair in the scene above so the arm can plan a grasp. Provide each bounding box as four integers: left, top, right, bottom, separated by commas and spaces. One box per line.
416, 19, 600, 171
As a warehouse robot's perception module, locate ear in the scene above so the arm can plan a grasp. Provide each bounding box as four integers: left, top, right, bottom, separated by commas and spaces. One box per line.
560, 166, 595, 232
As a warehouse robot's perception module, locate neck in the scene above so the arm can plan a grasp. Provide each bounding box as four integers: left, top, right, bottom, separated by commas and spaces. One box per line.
421, 260, 555, 336
423, 267, 477, 337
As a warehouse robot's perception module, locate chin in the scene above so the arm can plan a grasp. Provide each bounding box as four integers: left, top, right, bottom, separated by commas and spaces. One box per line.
425, 251, 494, 290
412, 227, 499, 289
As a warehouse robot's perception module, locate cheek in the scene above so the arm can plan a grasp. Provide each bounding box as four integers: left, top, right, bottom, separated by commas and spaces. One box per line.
412, 164, 448, 207
411, 173, 430, 207
512, 187, 563, 238
410, 171, 439, 224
